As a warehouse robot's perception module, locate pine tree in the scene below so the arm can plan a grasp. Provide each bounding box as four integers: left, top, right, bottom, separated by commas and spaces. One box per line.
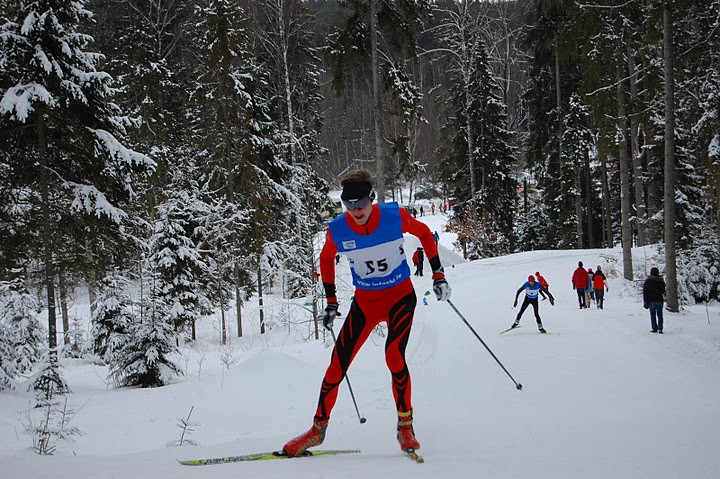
147, 176, 207, 340
108, 268, 181, 388
0, 0, 155, 365
0, 278, 44, 375
433, 8, 517, 255
108, 311, 182, 388
90, 270, 134, 362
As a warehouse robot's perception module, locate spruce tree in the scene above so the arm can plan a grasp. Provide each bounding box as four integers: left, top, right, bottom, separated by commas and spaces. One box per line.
0, 0, 154, 367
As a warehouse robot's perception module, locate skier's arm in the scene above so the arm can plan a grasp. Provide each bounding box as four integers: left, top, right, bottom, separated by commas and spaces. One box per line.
318, 229, 339, 303
514, 286, 524, 305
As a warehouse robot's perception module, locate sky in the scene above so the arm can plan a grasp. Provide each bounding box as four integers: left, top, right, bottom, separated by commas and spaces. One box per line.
1, 203, 719, 479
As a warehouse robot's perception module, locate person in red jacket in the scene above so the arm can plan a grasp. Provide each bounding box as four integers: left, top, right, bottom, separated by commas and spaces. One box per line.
571, 261, 590, 309
412, 247, 424, 276
282, 169, 451, 457
592, 265, 608, 309
535, 271, 555, 303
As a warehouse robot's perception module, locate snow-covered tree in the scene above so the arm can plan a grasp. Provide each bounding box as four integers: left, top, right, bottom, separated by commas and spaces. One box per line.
90, 271, 134, 362
0, 0, 155, 366
108, 267, 182, 388
108, 312, 182, 388
147, 180, 207, 340
0, 278, 44, 375
434, 6, 517, 254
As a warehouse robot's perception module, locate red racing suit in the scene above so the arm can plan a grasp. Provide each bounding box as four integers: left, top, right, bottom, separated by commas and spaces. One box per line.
314, 202, 442, 421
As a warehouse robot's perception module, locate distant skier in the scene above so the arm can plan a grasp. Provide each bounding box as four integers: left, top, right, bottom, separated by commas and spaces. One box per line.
535, 271, 554, 303
431, 203, 435, 215
511, 274, 550, 333
282, 169, 451, 457
643, 267, 666, 333
592, 266, 608, 309
412, 247, 424, 276
433, 230, 440, 245
572, 261, 590, 309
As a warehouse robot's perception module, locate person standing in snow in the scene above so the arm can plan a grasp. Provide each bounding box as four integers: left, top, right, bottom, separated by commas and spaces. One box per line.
572, 261, 590, 309
433, 230, 440, 245
412, 247, 424, 276
511, 274, 551, 333
585, 268, 595, 305
592, 266, 608, 309
535, 271, 554, 303
643, 267, 666, 333
282, 169, 451, 457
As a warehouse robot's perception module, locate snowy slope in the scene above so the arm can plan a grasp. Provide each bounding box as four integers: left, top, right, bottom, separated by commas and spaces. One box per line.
1, 210, 719, 479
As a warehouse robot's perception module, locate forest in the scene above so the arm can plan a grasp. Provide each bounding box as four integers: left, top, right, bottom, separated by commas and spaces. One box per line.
0, 0, 719, 391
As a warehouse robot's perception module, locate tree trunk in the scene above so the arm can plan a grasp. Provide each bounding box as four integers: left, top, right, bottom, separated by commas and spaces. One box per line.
584, 149, 594, 247
575, 161, 583, 248
600, 149, 613, 248
663, 2, 679, 311
58, 266, 70, 346
258, 259, 265, 334
627, 44, 647, 245
370, 0, 385, 201
555, 36, 563, 176
85, 239, 97, 318
278, 0, 296, 166
618, 67, 634, 280
234, 268, 243, 337
38, 111, 58, 362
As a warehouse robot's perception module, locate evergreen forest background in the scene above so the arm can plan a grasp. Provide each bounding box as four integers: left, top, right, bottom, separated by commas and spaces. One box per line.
1, 0, 719, 390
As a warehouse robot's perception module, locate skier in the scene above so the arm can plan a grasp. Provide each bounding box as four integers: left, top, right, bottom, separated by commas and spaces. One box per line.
433, 230, 440, 245
535, 271, 554, 303
282, 169, 451, 457
592, 266, 608, 309
643, 267, 666, 333
412, 247, 424, 276
572, 261, 590, 309
511, 275, 550, 333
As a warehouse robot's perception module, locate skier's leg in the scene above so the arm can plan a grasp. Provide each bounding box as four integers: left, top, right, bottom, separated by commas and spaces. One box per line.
531, 298, 541, 324
385, 291, 418, 413
385, 292, 421, 451
516, 297, 531, 322
314, 300, 376, 420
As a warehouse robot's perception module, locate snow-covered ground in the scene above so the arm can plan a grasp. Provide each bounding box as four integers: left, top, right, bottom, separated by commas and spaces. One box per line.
1, 208, 719, 479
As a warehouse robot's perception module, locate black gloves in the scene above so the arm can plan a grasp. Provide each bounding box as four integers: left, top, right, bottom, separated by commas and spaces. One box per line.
319, 302, 339, 330
433, 277, 451, 301
513, 300, 518, 308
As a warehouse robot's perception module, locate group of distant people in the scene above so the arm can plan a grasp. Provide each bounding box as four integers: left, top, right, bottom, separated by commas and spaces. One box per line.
571, 261, 608, 309
410, 202, 448, 218
511, 261, 666, 335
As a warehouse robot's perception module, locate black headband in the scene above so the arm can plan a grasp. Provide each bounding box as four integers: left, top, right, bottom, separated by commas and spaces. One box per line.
341, 181, 372, 201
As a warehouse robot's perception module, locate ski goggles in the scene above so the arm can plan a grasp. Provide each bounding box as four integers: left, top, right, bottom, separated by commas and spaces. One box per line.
342, 195, 372, 211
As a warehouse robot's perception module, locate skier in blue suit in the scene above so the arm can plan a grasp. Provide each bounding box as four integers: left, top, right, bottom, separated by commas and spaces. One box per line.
511, 274, 550, 333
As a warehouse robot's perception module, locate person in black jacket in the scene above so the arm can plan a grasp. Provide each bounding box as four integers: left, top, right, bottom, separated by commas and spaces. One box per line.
643, 267, 666, 333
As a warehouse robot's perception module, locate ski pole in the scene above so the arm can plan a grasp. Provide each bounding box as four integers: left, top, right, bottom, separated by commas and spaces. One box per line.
329, 328, 367, 423
447, 299, 523, 391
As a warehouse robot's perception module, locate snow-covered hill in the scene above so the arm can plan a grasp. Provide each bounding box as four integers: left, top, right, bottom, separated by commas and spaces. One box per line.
1, 210, 719, 479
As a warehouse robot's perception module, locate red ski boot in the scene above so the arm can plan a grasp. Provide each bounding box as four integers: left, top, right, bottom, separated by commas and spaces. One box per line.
396, 410, 420, 451
282, 418, 329, 457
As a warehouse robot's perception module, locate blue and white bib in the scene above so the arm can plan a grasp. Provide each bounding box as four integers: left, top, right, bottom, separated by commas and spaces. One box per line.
329, 202, 411, 290
523, 281, 541, 299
